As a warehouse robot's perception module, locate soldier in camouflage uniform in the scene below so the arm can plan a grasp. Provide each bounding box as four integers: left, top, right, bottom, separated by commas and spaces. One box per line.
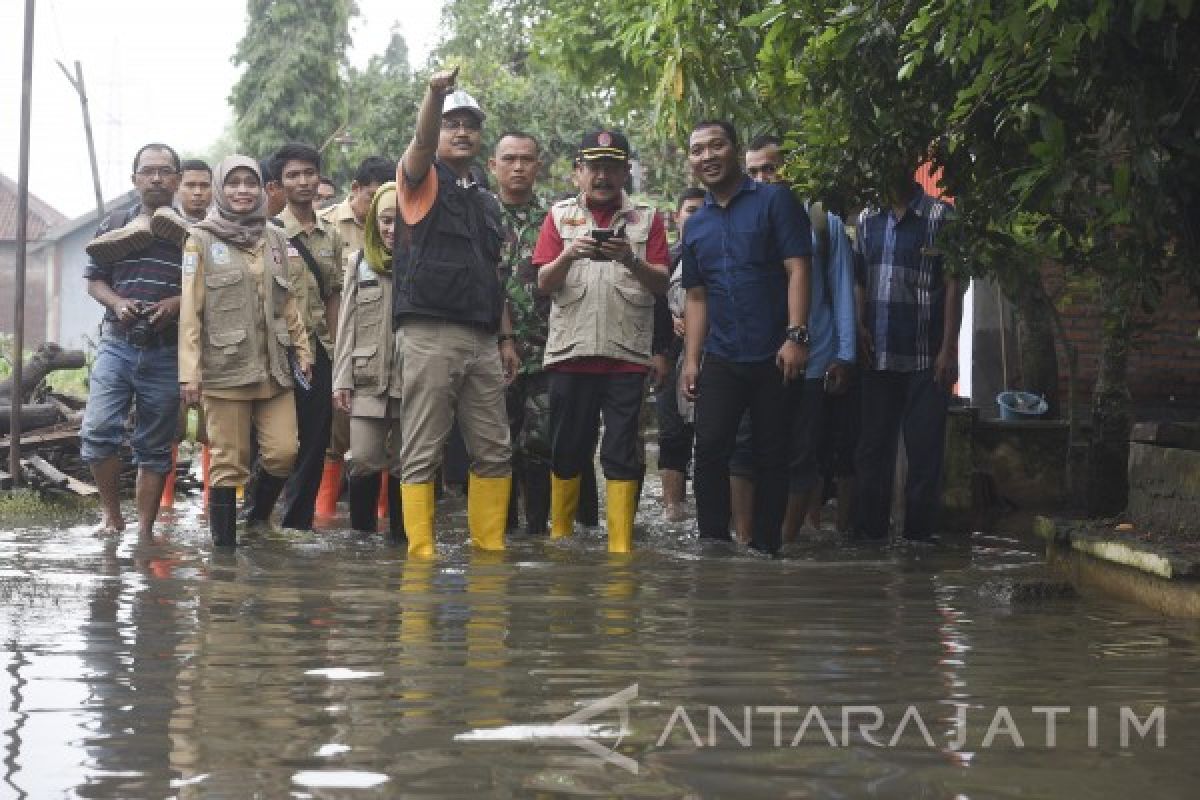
489, 132, 557, 535
490, 135, 602, 534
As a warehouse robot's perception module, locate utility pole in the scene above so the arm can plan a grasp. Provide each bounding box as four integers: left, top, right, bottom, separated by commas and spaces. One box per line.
57, 59, 105, 223
10, 0, 36, 486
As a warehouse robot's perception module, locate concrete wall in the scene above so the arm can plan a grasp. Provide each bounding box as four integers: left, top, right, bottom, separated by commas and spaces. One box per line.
0, 241, 57, 348
54, 223, 107, 350
1127, 441, 1200, 539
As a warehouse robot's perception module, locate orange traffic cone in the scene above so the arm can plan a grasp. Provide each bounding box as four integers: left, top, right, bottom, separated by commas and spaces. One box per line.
377, 472, 389, 519
315, 458, 343, 517
160, 445, 177, 509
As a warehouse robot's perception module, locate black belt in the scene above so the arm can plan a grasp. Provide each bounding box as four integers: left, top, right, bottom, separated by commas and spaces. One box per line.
103, 320, 178, 348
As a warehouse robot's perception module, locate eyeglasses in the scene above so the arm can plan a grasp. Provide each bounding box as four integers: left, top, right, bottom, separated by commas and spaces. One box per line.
135, 166, 179, 179
441, 118, 482, 132
747, 164, 778, 177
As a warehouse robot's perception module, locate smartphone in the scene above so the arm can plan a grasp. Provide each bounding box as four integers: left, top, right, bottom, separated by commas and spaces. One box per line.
591, 228, 615, 244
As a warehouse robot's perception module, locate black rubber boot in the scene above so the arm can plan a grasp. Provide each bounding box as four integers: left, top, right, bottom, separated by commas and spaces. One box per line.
209, 487, 238, 548
524, 462, 552, 537
347, 472, 382, 533
386, 476, 407, 545
577, 462, 599, 527
245, 472, 288, 525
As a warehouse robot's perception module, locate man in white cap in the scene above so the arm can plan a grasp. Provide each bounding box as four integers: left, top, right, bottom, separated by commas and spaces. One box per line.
391, 66, 520, 556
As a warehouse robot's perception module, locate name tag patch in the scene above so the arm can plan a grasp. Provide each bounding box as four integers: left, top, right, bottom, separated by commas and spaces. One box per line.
287, 246, 300, 258
211, 242, 231, 265
182, 251, 198, 274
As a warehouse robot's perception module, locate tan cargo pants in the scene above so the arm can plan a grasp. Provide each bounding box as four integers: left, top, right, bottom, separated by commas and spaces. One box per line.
398, 318, 512, 484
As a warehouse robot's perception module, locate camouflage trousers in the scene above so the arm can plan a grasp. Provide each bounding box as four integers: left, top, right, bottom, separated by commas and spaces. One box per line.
504, 371, 600, 533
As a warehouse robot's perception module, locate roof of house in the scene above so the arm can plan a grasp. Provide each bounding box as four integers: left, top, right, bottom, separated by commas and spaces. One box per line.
41, 188, 139, 244
0, 172, 69, 240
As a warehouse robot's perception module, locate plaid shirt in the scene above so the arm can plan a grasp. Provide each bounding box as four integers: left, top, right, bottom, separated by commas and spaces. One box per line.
854, 185, 952, 371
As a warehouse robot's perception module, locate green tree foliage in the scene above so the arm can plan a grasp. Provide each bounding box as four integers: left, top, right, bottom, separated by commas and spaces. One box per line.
229, 0, 357, 158
430, 0, 690, 202
529, 0, 1200, 513
342, 25, 421, 169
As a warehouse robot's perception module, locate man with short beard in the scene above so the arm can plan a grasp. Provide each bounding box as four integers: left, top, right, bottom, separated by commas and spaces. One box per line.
680, 121, 812, 556
534, 129, 670, 553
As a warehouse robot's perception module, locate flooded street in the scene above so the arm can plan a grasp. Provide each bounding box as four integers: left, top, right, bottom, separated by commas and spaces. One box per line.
2, 479, 1199, 799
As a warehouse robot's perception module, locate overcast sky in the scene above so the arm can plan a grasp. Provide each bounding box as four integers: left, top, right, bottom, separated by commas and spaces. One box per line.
0, 0, 445, 221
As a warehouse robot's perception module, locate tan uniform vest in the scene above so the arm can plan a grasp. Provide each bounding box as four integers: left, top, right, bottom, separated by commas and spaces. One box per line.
341, 254, 402, 397
191, 227, 296, 389
544, 194, 656, 367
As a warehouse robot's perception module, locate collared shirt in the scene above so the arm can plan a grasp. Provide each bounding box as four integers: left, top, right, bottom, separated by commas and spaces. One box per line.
277, 205, 345, 357
83, 204, 182, 327
854, 184, 952, 371
318, 198, 364, 271
805, 207, 857, 378
501, 198, 550, 375
681, 176, 812, 363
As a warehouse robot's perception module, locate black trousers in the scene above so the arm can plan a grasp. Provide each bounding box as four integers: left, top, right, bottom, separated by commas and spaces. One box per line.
853, 368, 949, 540
656, 342, 694, 472
693, 355, 797, 553
279, 347, 333, 530
549, 371, 645, 481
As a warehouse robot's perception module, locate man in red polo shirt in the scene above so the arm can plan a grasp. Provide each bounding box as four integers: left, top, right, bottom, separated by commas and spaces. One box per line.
533, 130, 670, 552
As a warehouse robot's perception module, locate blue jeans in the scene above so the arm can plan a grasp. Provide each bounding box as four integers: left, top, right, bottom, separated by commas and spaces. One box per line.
80, 336, 179, 475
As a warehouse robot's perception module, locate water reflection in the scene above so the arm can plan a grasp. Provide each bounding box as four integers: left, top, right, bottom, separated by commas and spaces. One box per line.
1, 503, 1199, 797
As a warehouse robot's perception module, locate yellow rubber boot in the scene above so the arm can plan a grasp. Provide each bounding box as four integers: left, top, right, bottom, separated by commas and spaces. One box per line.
401, 482, 436, 557
467, 473, 511, 551
606, 479, 639, 554
550, 473, 581, 539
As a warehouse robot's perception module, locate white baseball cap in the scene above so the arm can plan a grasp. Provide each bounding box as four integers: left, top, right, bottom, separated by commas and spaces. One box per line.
443, 90, 485, 122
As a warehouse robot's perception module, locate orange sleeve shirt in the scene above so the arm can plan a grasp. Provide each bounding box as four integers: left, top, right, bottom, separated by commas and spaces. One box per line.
396, 165, 438, 226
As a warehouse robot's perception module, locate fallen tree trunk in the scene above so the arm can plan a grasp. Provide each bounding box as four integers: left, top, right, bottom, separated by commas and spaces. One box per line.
0, 404, 63, 436
0, 343, 87, 403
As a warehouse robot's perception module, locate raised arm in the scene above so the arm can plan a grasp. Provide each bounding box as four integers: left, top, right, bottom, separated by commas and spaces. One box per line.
401, 66, 459, 185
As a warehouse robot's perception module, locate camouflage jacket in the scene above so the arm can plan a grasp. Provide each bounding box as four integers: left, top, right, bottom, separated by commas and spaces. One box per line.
502, 199, 551, 375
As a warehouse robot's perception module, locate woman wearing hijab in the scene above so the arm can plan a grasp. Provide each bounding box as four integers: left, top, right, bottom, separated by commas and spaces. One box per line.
332, 182, 406, 543
179, 156, 313, 547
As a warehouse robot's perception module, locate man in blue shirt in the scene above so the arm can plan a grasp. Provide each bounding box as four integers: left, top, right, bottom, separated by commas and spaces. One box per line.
853, 168, 963, 541
680, 120, 812, 555
741, 136, 859, 541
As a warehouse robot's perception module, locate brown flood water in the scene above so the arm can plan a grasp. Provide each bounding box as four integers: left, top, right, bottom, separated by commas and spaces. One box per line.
2, 479, 1199, 799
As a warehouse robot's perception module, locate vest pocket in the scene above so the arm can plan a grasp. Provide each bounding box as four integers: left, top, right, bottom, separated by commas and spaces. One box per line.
609, 284, 654, 358
409, 258, 475, 314
546, 281, 588, 357
206, 328, 247, 372
351, 343, 380, 388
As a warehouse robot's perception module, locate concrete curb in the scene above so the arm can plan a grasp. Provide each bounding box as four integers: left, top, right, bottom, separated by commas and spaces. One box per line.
1035, 515, 1200, 617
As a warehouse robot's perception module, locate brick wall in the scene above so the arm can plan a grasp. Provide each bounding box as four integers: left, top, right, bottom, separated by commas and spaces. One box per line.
1044, 263, 1200, 419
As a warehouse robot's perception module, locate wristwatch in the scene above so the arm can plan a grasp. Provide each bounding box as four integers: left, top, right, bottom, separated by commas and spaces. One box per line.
786, 325, 809, 345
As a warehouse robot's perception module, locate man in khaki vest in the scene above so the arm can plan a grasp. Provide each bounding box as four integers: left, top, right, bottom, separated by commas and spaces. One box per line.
318, 156, 395, 498
246, 142, 344, 531
533, 130, 670, 552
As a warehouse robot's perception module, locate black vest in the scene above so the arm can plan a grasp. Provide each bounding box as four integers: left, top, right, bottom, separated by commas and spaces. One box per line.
392, 161, 505, 331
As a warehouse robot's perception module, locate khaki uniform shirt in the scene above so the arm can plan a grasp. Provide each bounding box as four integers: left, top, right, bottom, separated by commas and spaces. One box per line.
278, 205, 345, 358
332, 253, 403, 418
318, 199, 365, 274
179, 232, 312, 401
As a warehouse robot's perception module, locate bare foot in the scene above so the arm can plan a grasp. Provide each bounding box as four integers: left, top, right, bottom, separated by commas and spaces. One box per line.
93, 518, 125, 537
